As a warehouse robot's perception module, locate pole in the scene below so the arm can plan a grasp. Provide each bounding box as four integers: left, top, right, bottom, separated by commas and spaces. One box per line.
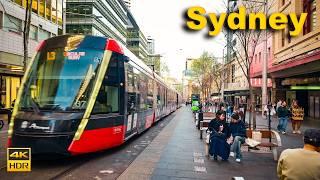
261, 0, 268, 112
221, 47, 225, 103
62, 0, 66, 34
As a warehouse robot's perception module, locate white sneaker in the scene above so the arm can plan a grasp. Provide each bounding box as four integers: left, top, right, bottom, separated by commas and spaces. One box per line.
282, 131, 286, 134
236, 158, 241, 163
230, 152, 235, 157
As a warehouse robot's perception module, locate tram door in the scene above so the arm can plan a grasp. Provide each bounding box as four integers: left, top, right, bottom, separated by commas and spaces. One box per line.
126, 92, 138, 136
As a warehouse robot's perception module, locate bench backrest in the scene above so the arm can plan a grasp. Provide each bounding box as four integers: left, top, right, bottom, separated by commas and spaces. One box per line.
203, 112, 215, 118
246, 129, 272, 138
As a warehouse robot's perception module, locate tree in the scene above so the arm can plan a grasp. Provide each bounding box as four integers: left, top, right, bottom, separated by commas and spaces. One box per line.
227, 0, 275, 129
23, 0, 32, 71
191, 52, 221, 100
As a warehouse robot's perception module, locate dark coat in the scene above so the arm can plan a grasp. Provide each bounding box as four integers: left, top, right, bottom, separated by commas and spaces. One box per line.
208, 118, 231, 139
277, 106, 290, 118
229, 120, 246, 138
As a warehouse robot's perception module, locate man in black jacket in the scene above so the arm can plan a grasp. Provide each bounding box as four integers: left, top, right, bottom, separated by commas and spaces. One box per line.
229, 113, 246, 163
208, 110, 231, 161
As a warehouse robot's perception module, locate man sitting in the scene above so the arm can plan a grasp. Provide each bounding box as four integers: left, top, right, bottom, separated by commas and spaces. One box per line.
229, 113, 247, 163
277, 129, 320, 180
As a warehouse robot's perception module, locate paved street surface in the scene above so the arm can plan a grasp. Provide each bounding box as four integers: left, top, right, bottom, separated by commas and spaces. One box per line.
118, 106, 320, 180
0, 106, 319, 179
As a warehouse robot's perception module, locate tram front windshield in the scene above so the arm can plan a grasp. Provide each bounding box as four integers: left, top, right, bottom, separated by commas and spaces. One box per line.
19, 36, 107, 112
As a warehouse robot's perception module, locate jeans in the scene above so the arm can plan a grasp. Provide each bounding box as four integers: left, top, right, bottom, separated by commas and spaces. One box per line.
277, 117, 288, 132
231, 136, 245, 159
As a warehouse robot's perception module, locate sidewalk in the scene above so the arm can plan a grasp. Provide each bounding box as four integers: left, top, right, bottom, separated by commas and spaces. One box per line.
118, 106, 295, 180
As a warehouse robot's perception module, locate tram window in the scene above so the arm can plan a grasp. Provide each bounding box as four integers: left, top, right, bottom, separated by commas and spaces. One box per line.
92, 54, 119, 114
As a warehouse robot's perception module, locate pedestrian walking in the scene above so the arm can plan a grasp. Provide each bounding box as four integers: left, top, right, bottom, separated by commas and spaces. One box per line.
208, 110, 231, 161
277, 101, 290, 134
290, 100, 304, 134
229, 113, 246, 163
277, 129, 320, 180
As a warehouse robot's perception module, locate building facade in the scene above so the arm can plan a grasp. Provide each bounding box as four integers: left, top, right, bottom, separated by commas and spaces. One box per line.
0, 0, 62, 108
126, 10, 148, 60
271, 0, 320, 119
147, 36, 155, 55
66, 0, 128, 45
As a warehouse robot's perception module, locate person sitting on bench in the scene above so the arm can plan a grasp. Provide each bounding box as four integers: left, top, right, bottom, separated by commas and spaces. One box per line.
229, 113, 247, 163
208, 110, 231, 161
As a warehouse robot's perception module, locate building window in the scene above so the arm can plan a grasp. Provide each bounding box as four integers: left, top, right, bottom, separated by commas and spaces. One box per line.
57, 0, 62, 26
39, 0, 45, 17
259, 52, 261, 63
51, 0, 57, 23
255, 54, 257, 64
281, 29, 285, 47
304, 0, 317, 35
231, 64, 235, 83
32, 0, 38, 14
14, 0, 23, 6
0, 11, 3, 29
38, 28, 50, 40
46, 0, 52, 20
3, 14, 22, 34
29, 25, 37, 40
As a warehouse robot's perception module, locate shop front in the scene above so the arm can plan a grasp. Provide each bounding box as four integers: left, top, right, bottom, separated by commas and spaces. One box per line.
0, 64, 23, 108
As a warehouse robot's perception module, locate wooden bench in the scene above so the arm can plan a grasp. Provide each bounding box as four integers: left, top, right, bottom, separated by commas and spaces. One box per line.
243, 129, 282, 161
203, 129, 281, 161
199, 112, 215, 139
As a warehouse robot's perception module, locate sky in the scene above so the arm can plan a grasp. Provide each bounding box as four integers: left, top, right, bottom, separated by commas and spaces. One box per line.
130, 0, 226, 80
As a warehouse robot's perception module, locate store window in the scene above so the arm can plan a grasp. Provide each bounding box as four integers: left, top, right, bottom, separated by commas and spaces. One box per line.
0, 76, 21, 108
3, 14, 22, 34
46, 0, 52, 20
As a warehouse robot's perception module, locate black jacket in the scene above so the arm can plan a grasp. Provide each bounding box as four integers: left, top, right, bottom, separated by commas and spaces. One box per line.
208, 118, 231, 139
229, 120, 246, 138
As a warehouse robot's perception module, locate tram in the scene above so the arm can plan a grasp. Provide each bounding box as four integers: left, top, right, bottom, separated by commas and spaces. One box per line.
7, 35, 182, 156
